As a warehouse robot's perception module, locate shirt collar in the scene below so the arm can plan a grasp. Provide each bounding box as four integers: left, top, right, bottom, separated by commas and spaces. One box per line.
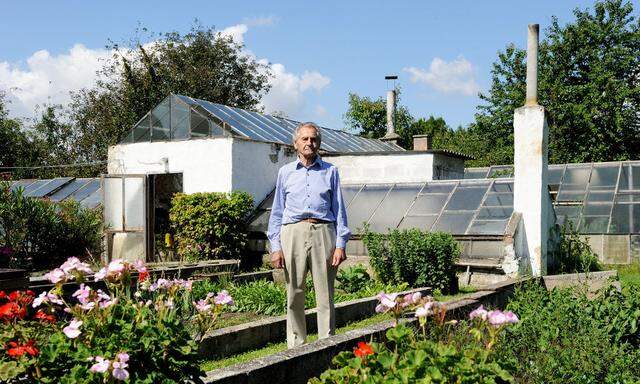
296, 154, 322, 169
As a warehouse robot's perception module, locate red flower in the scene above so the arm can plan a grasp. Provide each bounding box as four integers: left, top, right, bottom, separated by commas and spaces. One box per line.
0, 302, 22, 321
138, 270, 149, 282
34, 310, 56, 324
6, 340, 38, 358
8, 291, 19, 301
0, 291, 6, 300
354, 341, 374, 358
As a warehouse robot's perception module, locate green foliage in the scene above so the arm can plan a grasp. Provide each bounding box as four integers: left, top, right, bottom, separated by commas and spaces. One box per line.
471, 0, 640, 166
363, 228, 460, 293
169, 191, 253, 262
0, 183, 103, 271
336, 265, 371, 294
551, 222, 602, 274
497, 282, 640, 383
311, 322, 514, 383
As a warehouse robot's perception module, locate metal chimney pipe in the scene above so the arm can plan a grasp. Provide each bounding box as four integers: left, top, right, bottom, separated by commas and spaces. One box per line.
525, 24, 539, 106
386, 89, 396, 136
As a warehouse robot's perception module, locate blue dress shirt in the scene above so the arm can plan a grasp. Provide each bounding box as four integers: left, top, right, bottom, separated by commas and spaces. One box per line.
267, 156, 351, 253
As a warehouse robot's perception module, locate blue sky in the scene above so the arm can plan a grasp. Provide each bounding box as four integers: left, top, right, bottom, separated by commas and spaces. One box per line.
1, 0, 636, 130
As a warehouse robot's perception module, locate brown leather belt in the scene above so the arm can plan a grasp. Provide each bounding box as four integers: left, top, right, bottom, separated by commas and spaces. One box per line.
298, 218, 332, 224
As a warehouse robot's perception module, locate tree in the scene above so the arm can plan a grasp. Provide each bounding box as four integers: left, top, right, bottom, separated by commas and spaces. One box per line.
473, 0, 640, 165
63, 23, 273, 176
343, 91, 415, 149
0, 93, 42, 179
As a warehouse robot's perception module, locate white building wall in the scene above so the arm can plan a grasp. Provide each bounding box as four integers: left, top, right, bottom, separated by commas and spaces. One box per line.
231, 139, 296, 205
107, 138, 234, 193
326, 153, 435, 184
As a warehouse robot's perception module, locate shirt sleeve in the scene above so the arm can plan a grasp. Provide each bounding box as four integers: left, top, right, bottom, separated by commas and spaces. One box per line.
267, 169, 286, 253
331, 167, 351, 249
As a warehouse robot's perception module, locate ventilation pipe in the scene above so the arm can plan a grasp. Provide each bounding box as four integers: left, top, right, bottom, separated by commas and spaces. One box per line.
381, 76, 401, 146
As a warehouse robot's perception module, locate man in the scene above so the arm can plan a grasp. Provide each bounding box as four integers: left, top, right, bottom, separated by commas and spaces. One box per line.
267, 122, 351, 348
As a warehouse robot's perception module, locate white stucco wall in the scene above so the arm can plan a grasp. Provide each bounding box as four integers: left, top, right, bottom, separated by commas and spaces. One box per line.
325, 153, 436, 184
108, 138, 234, 193
231, 139, 296, 205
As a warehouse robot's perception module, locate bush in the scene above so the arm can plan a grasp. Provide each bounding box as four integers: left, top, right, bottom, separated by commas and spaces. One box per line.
0, 183, 103, 271
363, 228, 460, 293
169, 191, 253, 263
336, 265, 371, 294
496, 282, 640, 383
551, 222, 602, 274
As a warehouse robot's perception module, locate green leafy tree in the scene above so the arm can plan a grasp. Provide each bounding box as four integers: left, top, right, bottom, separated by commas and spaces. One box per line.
473, 0, 640, 165
64, 23, 272, 176
343, 91, 415, 149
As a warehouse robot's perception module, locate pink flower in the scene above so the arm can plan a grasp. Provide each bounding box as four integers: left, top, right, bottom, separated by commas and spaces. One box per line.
63, 319, 83, 339
469, 305, 488, 321
72, 284, 91, 302
411, 292, 423, 303
214, 290, 234, 306
415, 302, 434, 318
94, 268, 107, 281
60, 257, 93, 275
33, 291, 63, 308
504, 311, 519, 324
487, 310, 508, 326
112, 352, 130, 380
375, 292, 399, 312
89, 356, 110, 373
107, 259, 126, 274
44, 268, 66, 284
194, 299, 212, 313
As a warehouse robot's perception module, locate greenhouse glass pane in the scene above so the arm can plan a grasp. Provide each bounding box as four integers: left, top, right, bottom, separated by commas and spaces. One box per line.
28, 177, 73, 197
171, 98, 190, 140
398, 215, 438, 231
342, 185, 363, 207
422, 183, 455, 194
260, 192, 275, 209
582, 203, 612, 216
590, 165, 619, 188
560, 183, 588, 191
586, 190, 615, 203
22, 180, 50, 195
104, 178, 123, 230
433, 212, 474, 234
151, 98, 170, 141
124, 178, 144, 230
190, 110, 210, 138
464, 168, 488, 179
368, 184, 422, 233
467, 220, 509, 235
563, 165, 591, 186
616, 194, 640, 203
133, 115, 150, 142
491, 182, 514, 193
548, 166, 565, 185
70, 180, 100, 201
483, 193, 513, 207
609, 203, 640, 233
554, 205, 581, 228
488, 166, 514, 178
556, 190, 586, 202
445, 185, 488, 211
10, 180, 36, 192
619, 164, 640, 191
476, 207, 513, 220
346, 185, 391, 230
579, 216, 610, 233
80, 188, 102, 209
411, 194, 449, 215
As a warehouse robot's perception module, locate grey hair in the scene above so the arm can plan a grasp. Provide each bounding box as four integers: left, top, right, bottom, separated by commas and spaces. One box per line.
293, 122, 322, 145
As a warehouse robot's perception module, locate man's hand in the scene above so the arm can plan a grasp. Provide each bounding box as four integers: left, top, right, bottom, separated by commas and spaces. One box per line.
270, 250, 285, 269
331, 248, 347, 267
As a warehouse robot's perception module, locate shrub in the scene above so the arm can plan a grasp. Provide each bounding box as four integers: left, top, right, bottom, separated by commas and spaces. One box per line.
363, 228, 460, 293
169, 191, 253, 263
0, 183, 103, 271
336, 265, 370, 294
551, 222, 602, 274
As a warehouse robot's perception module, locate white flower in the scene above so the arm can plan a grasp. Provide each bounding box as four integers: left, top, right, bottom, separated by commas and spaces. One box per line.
43, 268, 66, 284
63, 319, 83, 339
89, 356, 110, 373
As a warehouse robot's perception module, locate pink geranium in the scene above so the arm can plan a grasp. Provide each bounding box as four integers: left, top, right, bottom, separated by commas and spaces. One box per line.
214, 290, 234, 306
63, 319, 83, 339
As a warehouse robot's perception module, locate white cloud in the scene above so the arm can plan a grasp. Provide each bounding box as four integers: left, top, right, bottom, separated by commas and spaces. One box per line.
0, 22, 330, 120
0, 44, 111, 117
243, 15, 278, 27
404, 56, 479, 96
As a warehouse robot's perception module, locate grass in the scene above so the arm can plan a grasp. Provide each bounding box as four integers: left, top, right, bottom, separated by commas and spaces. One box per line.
200, 312, 392, 372
433, 285, 477, 302
604, 263, 640, 286
213, 312, 269, 330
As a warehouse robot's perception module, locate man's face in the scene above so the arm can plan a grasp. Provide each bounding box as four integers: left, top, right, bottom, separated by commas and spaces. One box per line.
294, 126, 320, 158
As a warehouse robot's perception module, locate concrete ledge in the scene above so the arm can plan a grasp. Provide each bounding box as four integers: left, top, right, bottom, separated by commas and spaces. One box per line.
203, 279, 528, 383
542, 270, 618, 292
198, 287, 431, 359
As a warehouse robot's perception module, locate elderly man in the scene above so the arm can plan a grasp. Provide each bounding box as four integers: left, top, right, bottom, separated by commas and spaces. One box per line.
267, 122, 350, 348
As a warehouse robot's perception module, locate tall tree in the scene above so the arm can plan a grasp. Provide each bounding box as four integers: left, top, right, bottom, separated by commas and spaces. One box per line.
64, 24, 272, 176
343, 91, 415, 149
0, 93, 42, 179
473, 0, 640, 165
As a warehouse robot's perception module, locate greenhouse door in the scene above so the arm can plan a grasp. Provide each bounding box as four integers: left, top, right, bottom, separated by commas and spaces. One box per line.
102, 174, 149, 262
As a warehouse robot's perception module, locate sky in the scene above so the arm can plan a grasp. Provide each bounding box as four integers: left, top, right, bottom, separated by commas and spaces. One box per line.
1, 0, 637, 131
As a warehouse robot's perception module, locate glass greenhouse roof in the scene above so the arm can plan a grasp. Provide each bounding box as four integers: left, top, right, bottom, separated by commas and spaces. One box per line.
7, 178, 102, 209
119, 94, 403, 153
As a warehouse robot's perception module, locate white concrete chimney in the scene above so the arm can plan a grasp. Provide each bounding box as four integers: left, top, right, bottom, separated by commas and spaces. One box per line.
381, 89, 401, 145
513, 24, 550, 277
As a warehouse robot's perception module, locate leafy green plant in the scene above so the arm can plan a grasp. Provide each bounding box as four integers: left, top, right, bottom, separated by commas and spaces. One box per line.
336, 265, 371, 294
228, 280, 288, 316
363, 228, 460, 293
0, 182, 103, 271
551, 222, 602, 274
169, 191, 253, 263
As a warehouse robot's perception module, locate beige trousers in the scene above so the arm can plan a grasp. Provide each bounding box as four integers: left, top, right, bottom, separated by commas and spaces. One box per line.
281, 221, 337, 348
